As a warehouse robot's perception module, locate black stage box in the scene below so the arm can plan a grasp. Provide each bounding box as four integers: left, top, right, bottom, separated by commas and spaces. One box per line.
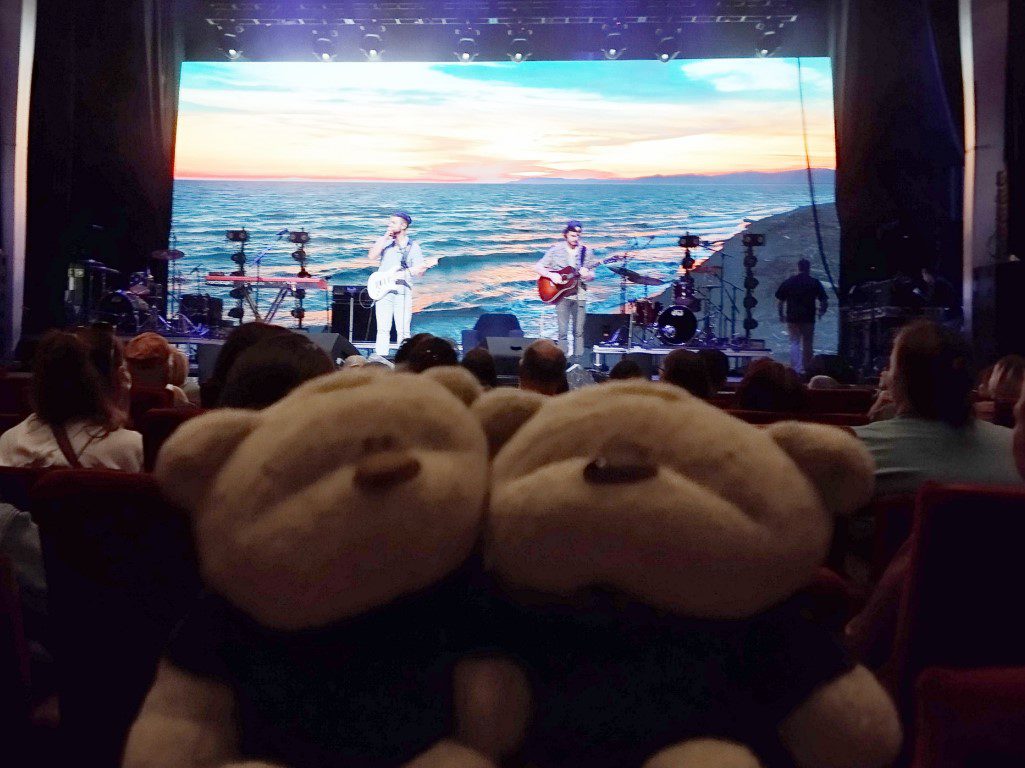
585, 312, 629, 348
331, 285, 388, 343
486, 336, 539, 376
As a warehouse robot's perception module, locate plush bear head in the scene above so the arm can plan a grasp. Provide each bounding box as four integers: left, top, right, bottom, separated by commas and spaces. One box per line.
156, 369, 489, 630
487, 380, 874, 617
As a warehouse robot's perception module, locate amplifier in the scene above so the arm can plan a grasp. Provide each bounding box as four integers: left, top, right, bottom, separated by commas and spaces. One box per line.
330, 285, 382, 343
180, 294, 223, 327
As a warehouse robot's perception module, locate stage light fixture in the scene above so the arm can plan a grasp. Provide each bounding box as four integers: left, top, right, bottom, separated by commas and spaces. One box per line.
454, 27, 479, 63
756, 22, 785, 57
360, 26, 385, 61
217, 26, 245, 60
507, 27, 532, 62
601, 21, 626, 60
311, 29, 338, 62
656, 31, 681, 63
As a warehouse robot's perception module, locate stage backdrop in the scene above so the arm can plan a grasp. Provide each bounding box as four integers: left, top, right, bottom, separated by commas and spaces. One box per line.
171, 57, 839, 354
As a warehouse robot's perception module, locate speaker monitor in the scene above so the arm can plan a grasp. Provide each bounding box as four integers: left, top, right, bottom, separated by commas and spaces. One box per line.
485, 336, 539, 376
585, 313, 629, 349
305, 332, 360, 364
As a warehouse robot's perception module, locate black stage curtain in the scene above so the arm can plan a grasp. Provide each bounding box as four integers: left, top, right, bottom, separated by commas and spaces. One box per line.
24, 0, 186, 333
1008, 0, 1025, 259
832, 0, 964, 297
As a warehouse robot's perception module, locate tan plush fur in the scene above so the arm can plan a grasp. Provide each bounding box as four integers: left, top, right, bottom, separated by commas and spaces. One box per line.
470, 388, 547, 458
156, 370, 489, 630
642, 740, 763, 768
488, 381, 874, 617
419, 365, 484, 406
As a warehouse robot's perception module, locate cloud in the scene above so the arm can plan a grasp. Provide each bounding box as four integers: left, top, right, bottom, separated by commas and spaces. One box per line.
679, 59, 832, 94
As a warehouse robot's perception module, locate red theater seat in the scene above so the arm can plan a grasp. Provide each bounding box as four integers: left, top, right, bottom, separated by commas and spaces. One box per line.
140, 407, 206, 471
31, 470, 201, 767
869, 493, 917, 580
804, 387, 875, 414
127, 385, 175, 430
913, 667, 1025, 768
0, 466, 53, 512
727, 409, 869, 427
887, 484, 1025, 722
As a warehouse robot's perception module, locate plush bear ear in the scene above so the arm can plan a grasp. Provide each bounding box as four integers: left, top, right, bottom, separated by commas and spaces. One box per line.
765, 421, 875, 516
471, 388, 546, 458
154, 409, 262, 512
419, 365, 484, 406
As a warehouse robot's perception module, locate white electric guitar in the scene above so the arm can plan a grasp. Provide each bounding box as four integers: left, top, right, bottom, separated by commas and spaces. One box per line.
367, 256, 439, 301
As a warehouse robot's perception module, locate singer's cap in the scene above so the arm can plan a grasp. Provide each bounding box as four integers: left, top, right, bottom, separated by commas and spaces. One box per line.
563, 220, 583, 234
392, 210, 413, 227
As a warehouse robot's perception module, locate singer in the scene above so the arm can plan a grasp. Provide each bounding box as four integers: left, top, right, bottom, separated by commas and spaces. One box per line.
533, 220, 597, 361
368, 211, 427, 357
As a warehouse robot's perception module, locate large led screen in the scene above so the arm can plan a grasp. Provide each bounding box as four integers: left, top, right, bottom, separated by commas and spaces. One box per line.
171, 58, 838, 354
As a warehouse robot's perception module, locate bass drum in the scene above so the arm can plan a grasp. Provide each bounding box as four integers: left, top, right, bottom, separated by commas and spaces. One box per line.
97, 290, 153, 333
655, 305, 697, 346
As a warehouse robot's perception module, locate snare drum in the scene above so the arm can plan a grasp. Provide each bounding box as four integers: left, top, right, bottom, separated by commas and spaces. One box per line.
128, 271, 155, 298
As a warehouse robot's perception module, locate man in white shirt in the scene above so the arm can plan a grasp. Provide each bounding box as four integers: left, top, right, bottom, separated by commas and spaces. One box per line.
533, 221, 597, 361
369, 211, 427, 357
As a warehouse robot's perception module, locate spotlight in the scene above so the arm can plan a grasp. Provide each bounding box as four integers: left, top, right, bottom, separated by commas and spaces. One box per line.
454, 26, 479, 63
756, 22, 785, 57
311, 29, 337, 62
656, 31, 681, 63
288, 230, 311, 245
217, 26, 245, 60
360, 26, 384, 61
507, 27, 532, 62
291, 248, 307, 263
678, 234, 701, 248
602, 21, 626, 60
225, 229, 249, 242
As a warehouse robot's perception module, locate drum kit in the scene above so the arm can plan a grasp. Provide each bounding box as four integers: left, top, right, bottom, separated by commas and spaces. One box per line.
610, 255, 723, 348
88, 246, 208, 336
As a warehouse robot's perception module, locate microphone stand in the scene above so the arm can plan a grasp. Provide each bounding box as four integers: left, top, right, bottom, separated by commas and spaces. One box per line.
249, 229, 289, 320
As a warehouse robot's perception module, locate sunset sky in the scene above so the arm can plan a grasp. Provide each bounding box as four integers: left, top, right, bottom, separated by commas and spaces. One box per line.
174, 57, 836, 182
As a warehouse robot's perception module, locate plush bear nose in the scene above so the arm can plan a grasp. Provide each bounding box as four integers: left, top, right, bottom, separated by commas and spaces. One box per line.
354, 449, 421, 491
583, 439, 658, 485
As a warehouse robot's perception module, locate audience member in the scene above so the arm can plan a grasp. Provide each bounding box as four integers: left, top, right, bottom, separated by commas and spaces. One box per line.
519, 340, 568, 396
735, 359, 807, 412
608, 359, 645, 381
461, 347, 498, 389
808, 375, 840, 390
697, 349, 730, 392
867, 368, 897, 422
987, 354, 1025, 427
1014, 384, 1025, 480
853, 320, 1018, 496
125, 332, 189, 405
0, 330, 142, 470
342, 355, 367, 370
218, 334, 335, 410
659, 350, 712, 399
393, 333, 433, 367
404, 336, 458, 373
203, 322, 292, 406
848, 324, 1022, 666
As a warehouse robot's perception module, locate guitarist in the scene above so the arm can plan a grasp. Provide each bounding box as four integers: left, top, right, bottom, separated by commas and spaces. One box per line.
533, 220, 596, 360
369, 211, 426, 357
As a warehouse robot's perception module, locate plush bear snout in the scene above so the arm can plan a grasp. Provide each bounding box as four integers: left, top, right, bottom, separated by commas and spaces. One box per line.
354, 450, 422, 490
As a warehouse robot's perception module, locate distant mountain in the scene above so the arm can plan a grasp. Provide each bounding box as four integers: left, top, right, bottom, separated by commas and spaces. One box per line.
510, 169, 836, 186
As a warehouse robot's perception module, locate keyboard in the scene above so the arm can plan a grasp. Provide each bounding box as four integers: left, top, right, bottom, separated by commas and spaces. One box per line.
206, 272, 329, 290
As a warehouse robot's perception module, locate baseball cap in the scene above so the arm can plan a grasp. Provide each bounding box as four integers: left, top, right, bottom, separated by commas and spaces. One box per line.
563, 220, 583, 234
392, 210, 413, 227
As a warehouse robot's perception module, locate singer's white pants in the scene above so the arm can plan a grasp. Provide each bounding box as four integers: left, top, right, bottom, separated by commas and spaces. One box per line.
374, 289, 413, 357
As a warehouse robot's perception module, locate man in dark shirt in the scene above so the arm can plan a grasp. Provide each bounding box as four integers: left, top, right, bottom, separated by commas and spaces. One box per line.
775, 258, 828, 376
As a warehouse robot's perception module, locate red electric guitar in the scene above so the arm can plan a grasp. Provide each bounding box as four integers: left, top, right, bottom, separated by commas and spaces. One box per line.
536, 255, 625, 304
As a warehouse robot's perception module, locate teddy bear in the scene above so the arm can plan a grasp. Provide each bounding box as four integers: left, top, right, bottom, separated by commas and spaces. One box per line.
481, 380, 902, 768
122, 369, 526, 768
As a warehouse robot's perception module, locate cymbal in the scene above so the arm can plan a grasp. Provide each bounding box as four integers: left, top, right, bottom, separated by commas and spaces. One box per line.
609, 265, 665, 286
81, 260, 121, 275
150, 249, 185, 261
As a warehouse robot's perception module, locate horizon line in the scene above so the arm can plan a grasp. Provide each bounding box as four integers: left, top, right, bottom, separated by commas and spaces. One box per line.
174, 167, 837, 183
